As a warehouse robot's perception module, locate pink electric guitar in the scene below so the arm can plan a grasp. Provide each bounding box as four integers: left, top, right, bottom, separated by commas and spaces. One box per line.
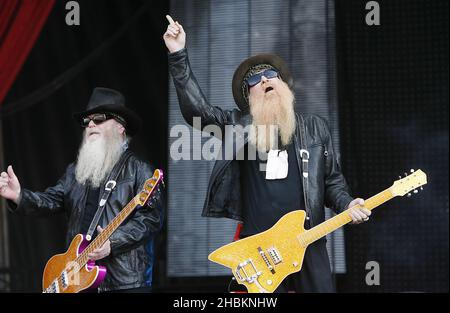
42, 169, 164, 293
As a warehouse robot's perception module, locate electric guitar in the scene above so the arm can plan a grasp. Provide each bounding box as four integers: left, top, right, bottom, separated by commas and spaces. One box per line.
208, 169, 427, 293
42, 169, 164, 293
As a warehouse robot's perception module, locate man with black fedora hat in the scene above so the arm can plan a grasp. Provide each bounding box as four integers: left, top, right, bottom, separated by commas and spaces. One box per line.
164, 16, 370, 293
0, 87, 164, 293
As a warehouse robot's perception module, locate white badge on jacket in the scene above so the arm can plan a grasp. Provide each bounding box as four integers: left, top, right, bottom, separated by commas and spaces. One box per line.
265, 149, 288, 180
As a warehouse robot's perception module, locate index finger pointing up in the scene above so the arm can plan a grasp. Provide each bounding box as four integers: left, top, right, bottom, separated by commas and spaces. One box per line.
166, 15, 175, 25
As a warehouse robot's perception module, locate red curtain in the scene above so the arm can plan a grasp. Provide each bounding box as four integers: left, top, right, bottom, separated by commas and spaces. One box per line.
0, 0, 55, 105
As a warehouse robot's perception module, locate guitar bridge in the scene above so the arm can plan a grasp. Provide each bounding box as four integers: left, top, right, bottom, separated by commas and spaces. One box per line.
258, 247, 275, 274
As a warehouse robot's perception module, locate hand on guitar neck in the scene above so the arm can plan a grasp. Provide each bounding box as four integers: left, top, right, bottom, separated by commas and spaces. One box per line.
87, 226, 111, 261
0, 165, 21, 204
347, 198, 372, 224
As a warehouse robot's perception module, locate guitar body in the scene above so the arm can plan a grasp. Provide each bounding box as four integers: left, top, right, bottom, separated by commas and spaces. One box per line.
209, 210, 308, 293
42, 234, 106, 293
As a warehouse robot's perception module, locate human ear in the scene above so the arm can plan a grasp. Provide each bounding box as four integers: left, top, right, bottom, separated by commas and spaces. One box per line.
117, 124, 125, 135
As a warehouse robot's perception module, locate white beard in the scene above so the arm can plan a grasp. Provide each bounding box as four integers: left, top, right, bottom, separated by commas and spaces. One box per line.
75, 131, 124, 188
248, 81, 296, 153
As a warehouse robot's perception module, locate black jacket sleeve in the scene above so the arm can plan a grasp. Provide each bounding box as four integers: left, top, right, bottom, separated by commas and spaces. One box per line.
109, 161, 164, 256
168, 48, 240, 130
7, 164, 74, 216
318, 117, 354, 213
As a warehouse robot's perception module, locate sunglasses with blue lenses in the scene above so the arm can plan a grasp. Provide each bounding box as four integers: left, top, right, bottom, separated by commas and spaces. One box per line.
246, 69, 279, 87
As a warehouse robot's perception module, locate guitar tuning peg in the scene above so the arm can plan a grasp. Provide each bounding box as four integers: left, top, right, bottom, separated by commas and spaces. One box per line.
413, 189, 418, 194
398, 176, 402, 179
407, 193, 412, 197
404, 172, 408, 177
410, 169, 415, 173
420, 186, 423, 190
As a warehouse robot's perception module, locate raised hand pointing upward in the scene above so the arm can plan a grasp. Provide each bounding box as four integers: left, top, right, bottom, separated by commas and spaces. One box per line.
163, 15, 186, 53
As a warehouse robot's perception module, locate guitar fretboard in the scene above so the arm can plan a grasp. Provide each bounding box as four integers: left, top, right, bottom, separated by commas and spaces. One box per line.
297, 189, 394, 247
75, 195, 141, 267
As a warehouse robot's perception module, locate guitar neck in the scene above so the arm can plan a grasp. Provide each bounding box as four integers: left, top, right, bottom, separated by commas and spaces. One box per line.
298, 188, 394, 246
76, 194, 140, 267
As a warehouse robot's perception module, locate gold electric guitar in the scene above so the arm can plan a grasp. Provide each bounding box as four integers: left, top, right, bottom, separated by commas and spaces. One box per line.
208, 169, 427, 293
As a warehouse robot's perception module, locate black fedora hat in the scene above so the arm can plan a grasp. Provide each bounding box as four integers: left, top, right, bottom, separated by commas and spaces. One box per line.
73, 87, 142, 136
232, 54, 293, 113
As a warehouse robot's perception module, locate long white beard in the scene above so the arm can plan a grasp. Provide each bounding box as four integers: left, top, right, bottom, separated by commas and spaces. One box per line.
75, 131, 125, 188
248, 81, 296, 153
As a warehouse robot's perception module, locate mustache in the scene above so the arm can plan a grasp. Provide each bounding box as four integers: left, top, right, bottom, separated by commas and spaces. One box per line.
86, 130, 100, 136
261, 82, 275, 94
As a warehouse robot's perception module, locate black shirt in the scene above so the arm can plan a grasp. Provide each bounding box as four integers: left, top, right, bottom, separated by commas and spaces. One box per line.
240, 142, 305, 237
80, 186, 100, 238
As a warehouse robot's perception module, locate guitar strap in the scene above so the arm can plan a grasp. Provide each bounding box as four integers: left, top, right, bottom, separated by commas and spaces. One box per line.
296, 113, 312, 224
85, 149, 133, 241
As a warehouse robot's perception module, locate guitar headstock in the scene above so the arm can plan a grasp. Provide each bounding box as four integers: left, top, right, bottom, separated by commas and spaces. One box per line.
137, 169, 164, 206
389, 169, 427, 197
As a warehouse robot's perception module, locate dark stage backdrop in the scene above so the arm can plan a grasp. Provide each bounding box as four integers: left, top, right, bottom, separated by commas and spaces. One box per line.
0, 0, 169, 292
336, 0, 448, 292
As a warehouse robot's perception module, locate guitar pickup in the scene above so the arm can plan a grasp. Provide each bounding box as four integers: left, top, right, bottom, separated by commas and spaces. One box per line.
267, 247, 282, 265
45, 280, 59, 293
61, 271, 69, 289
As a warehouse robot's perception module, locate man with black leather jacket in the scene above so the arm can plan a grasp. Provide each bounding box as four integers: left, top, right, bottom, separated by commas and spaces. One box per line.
163, 16, 371, 292
0, 87, 164, 293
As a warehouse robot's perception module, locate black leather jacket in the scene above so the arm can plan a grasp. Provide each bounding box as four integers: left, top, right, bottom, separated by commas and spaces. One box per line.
9, 151, 164, 292
169, 48, 353, 227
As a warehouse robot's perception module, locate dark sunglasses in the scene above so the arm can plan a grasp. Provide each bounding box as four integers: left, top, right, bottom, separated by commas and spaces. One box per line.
81, 113, 114, 128
246, 69, 279, 87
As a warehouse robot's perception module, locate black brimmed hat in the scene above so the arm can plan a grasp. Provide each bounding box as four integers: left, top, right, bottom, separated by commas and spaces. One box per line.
73, 87, 142, 136
232, 54, 293, 113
